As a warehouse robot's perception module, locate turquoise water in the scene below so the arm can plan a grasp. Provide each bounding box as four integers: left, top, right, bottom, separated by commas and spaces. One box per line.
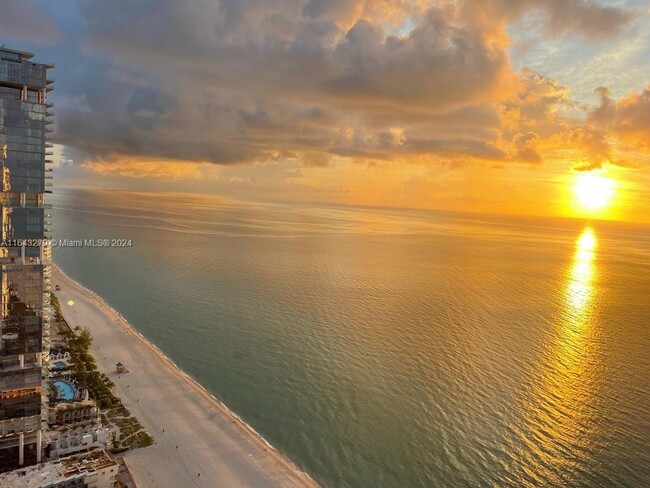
53, 361, 68, 369
53, 380, 75, 401
52, 188, 650, 487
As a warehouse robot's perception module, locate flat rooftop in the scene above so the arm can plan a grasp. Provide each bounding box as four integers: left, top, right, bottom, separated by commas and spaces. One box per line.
0, 45, 34, 60
0, 45, 54, 68
0, 449, 117, 487
60, 449, 116, 477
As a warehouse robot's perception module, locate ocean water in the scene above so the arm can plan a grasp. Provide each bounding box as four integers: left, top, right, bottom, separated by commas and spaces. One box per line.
51, 188, 650, 488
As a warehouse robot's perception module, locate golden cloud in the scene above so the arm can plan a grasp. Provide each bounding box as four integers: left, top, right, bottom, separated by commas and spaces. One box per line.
82, 158, 208, 180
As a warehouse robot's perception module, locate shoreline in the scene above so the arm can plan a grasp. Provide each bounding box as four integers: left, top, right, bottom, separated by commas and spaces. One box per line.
53, 262, 319, 488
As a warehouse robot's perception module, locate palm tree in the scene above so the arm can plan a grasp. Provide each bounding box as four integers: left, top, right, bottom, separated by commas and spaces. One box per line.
76, 327, 93, 350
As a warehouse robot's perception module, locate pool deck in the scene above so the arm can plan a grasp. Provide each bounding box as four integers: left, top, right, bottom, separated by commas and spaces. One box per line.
52, 264, 319, 488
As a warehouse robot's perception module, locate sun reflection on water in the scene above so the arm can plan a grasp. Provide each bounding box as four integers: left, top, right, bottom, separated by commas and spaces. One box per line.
513, 227, 603, 485
567, 228, 596, 310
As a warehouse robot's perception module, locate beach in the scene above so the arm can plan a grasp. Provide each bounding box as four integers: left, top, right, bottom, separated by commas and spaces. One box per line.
52, 263, 319, 488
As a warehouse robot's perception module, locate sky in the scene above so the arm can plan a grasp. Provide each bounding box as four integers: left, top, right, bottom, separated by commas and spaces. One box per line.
1, 0, 649, 222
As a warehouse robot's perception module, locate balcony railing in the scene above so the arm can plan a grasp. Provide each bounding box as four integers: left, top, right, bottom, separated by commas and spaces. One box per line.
0, 415, 40, 437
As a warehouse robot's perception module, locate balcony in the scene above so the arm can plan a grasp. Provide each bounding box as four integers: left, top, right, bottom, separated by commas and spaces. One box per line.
0, 354, 41, 370
0, 368, 41, 390
0, 415, 40, 437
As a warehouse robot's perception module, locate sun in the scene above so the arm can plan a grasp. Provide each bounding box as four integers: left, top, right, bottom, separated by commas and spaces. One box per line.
573, 173, 616, 211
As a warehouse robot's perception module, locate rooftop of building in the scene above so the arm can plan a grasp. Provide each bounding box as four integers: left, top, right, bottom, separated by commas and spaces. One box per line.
59, 449, 116, 477
0, 45, 34, 60
0, 449, 117, 487
44, 421, 104, 441
50, 398, 97, 410
0, 45, 55, 68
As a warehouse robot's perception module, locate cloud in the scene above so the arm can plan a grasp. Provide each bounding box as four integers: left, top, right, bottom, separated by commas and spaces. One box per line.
470, 0, 634, 38
555, 84, 650, 172
49, 0, 528, 168
533, 0, 633, 38
496, 67, 649, 171
513, 132, 542, 163
512, 82, 650, 172
82, 158, 208, 180
590, 85, 650, 148
12, 0, 633, 175
0, 0, 60, 44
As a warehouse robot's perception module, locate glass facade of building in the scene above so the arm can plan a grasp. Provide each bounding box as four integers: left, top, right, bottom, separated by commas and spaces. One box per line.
0, 46, 53, 473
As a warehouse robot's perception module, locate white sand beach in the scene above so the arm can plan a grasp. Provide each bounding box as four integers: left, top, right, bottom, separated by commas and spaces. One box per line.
52, 264, 319, 488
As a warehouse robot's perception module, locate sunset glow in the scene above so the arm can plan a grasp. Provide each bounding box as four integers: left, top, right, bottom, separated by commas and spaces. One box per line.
2, 1, 650, 224
573, 173, 616, 214
1, 2, 649, 484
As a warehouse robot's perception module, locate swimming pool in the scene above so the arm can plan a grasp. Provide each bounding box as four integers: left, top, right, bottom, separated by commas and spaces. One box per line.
53, 361, 68, 369
53, 380, 76, 401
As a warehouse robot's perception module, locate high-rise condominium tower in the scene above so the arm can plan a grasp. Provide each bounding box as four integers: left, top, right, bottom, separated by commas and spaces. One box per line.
0, 46, 53, 472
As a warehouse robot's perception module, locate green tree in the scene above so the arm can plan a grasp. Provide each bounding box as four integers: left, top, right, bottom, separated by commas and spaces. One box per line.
76, 327, 93, 350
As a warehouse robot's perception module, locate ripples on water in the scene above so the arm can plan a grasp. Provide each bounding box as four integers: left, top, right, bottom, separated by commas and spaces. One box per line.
52, 189, 650, 487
